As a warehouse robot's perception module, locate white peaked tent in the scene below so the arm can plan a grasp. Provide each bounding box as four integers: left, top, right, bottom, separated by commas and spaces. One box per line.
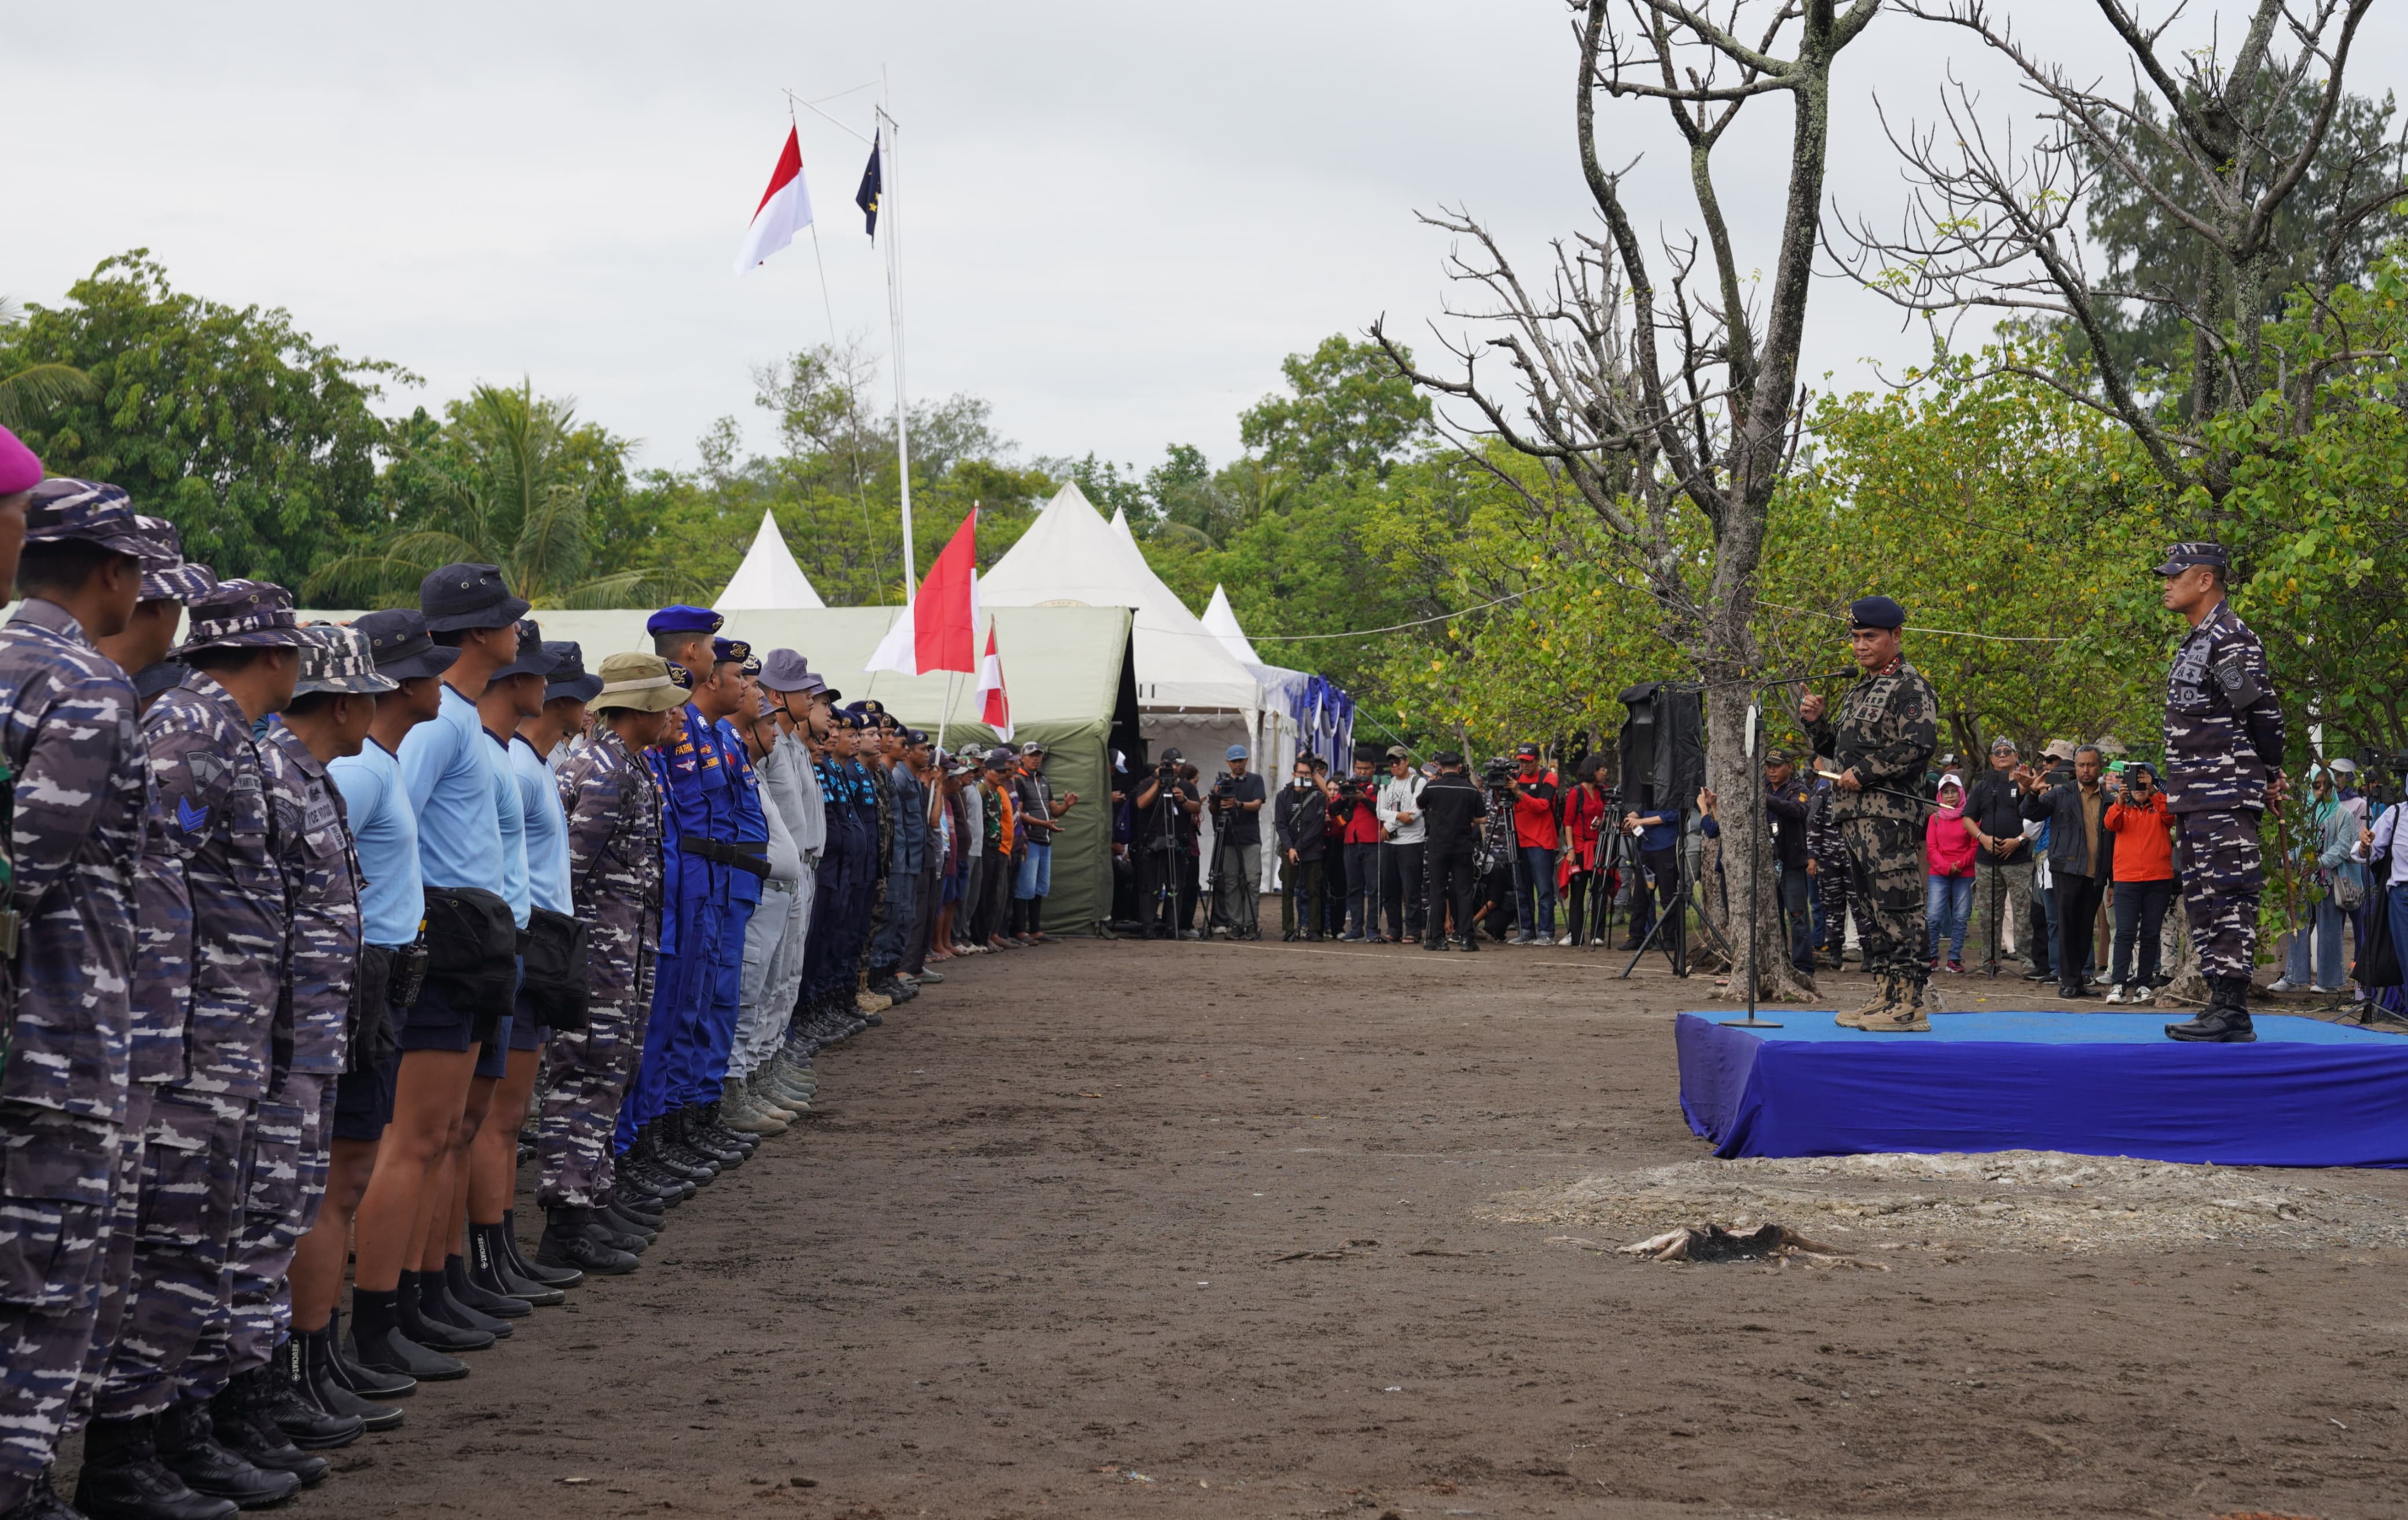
1109, 505, 1139, 550
714, 510, 827, 611
1201, 583, 1262, 664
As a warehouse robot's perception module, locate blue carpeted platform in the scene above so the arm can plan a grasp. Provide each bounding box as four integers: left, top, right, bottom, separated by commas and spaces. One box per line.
1676, 1009, 2408, 1167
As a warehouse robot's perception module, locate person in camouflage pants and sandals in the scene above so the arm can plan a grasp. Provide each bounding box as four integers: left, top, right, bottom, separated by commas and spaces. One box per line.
0, 469, 150, 1520
1803, 596, 1942, 1032
2154, 542, 2286, 1044
537, 654, 677, 1271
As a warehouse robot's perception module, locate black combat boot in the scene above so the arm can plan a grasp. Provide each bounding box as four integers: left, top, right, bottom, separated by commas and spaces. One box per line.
298, 1321, 402, 1432
204, 1371, 331, 1485
157, 1395, 302, 1507
497, 1207, 584, 1289
701, 1100, 757, 1156
680, 1106, 746, 1167
3, 1468, 93, 1520
2165, 975, 2259, 1042
618, 1143, 692, 1204
637, 1120, 712, 1186
600, 1192, 662, 1236
259, 1335, 364, 1450
73, 1413, 237, 1520
536, 1207, 640, 1275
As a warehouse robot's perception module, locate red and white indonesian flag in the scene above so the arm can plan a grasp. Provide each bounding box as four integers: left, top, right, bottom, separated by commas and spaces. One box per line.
734, 126, 814, 275
974, 622, 1012, 741
865, 508, 979, 677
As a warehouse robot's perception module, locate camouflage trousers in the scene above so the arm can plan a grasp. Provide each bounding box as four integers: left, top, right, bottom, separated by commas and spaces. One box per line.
68, 1085, 154, 1438
94, 1090, 248, 1422
538, 944, 655, 1210
0, 1105, 119, 1508
211, 1074, 332, 1386
1840, 814, 1928, 985
2178, 809, 2263, 982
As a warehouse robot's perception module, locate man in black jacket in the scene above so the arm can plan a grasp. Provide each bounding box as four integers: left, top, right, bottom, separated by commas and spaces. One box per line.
1275, 755, 1330, 941
2018, 744, 2116, 998
1963, 737, 2038, 974
1418, 753, 1488, 950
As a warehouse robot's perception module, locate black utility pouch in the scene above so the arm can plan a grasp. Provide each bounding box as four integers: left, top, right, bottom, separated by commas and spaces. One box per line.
519, 906, 592, 1031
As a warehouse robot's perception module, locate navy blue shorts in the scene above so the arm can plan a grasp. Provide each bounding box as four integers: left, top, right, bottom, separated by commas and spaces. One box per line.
399, 971, 508, 1055
332, 1051, 398, 1141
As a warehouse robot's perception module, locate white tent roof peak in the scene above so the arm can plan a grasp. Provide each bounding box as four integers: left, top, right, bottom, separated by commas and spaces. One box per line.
1109, 506, 1137, 549
715, 509, 826, 611
1201, 583, 1262, 665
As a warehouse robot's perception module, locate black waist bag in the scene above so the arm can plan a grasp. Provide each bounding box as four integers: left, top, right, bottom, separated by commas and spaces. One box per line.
421, 887, 517, 1014
343, 943, 398, 1077
520, 906, 592, 1031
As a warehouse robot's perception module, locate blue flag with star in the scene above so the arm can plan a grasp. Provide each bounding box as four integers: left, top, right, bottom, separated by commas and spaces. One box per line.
856, 134, 882, 238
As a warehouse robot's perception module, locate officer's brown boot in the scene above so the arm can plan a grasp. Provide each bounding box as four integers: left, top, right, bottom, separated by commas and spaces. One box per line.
1863, 975, 1933, 1033
1836, 972, 1899, 1029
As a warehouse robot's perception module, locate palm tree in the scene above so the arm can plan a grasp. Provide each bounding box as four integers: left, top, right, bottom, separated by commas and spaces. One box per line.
0, 296, 96, 432
308, 380, 700, 608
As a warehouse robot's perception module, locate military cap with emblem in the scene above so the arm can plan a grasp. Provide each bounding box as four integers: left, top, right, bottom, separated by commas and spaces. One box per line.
420, 561, 530, 632
757, 648, 826, 696
294, 623, 400, 696
1848, 595, 1907, 631
594, 652, 684, 713
175, 577, 311, 653
667, 663, 694, 692
1763, 747, 1793, 766
645, 604, 723, 637
490, 618, 556, 681
129, 514, 216, 604
353, 608, 458, 681
855, 698, 887, 719
542, 641, 605, 704
23, 477, 152, 555
2153, 540, 2229, 576
710, 636, 751, 666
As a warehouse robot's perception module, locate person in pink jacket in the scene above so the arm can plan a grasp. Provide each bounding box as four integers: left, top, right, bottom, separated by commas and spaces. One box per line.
1926, 776, 1979, 972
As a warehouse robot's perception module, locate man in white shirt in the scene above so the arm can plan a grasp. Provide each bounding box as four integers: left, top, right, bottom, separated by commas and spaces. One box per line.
1378, 746, 1428, 946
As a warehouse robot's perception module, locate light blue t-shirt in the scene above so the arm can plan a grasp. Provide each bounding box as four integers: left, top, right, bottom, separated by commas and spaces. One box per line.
511, 734, 572, 916
486, 726, 529, 929
398, 685, 507, 899
328, 736, 423, 949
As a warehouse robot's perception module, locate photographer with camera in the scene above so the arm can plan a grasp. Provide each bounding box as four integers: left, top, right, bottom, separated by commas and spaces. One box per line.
2016, 743, 2116, 999
1133, 746, 1201, 939
1419, 751, 1488, 950
1506, 743, 1562, 945
1206, 744, 1267, 938
1378, 747, 1427, 945
1276, 754, 1331, 941
1335, 752, 1385, 941
2101, 760, 2178, 1001
1617, 798, 1683, 952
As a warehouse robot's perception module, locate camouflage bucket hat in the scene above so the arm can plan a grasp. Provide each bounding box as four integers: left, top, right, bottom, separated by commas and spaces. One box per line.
131, 515, 216, 605
175, 578, 310, 653
23, 478, 150, 555
295, 623, 399, 696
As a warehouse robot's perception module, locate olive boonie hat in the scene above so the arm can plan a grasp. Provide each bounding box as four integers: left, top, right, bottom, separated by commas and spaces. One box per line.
595, 652, 683, 713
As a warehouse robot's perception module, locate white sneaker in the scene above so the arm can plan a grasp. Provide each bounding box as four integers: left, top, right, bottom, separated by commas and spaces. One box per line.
1555, 933, 1573, 946
2312, 984, 2342, 995
2104, 984, 2128, 1004
2128, 983, 2153, 1004
2268, 976, 2301, 993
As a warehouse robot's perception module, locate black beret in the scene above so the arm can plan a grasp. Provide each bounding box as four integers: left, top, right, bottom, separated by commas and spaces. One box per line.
1848, 595, 1906, 631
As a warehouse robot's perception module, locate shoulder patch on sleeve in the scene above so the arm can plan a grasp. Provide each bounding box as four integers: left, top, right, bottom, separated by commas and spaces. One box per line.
177, 796, 210, 834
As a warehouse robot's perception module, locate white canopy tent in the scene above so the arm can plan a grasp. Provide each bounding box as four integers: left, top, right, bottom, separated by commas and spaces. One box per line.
714, 510, 827, 611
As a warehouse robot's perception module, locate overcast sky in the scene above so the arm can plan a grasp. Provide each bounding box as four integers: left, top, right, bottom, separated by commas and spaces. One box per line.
15, 2, 2407, 481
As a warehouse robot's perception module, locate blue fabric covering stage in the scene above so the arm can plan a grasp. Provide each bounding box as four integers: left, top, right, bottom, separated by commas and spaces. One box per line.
1675, 1009, 2408, 1168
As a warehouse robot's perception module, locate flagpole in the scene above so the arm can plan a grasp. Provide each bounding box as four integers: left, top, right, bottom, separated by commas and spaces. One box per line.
876, 100, 917, 606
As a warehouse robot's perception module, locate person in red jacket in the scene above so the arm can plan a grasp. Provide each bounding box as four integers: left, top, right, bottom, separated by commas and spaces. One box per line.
1559, 759, 1610, 945
2102, 762, 2178, 1003
1508, 743, 1561, 944
1925, 775, 1980, 972
1337, 752, 1385, 940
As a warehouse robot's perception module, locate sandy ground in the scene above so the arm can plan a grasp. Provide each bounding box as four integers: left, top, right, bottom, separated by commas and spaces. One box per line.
94, 939, 2408, 1520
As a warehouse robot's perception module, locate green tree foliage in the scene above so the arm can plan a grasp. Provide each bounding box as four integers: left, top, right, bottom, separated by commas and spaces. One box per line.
1237, 334, 1431, 485
0, 252, 404, 588
0, 297, 96, 432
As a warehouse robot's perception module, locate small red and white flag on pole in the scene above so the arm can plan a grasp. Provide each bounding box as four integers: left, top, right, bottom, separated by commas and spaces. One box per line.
865, 508, 979, 677
973, 622, 1012, 741
734, 125, 814, 275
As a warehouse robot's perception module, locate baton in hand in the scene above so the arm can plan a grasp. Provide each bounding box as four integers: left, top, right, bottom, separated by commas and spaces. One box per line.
1815, 768, 1947, 810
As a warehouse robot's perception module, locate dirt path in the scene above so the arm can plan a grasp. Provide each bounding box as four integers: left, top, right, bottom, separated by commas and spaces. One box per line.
278, 941, 2408, 1518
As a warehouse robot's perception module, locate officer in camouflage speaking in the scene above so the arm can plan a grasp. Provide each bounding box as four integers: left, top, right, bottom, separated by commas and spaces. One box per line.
1801, 596, 1941, 1032
2154, 542, 2285, 1044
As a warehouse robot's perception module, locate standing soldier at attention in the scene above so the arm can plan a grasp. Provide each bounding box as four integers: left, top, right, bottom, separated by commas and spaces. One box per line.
1801, 596, 1940, 1032
0, 472, 149, 1520
2154, 542, 2285, 1044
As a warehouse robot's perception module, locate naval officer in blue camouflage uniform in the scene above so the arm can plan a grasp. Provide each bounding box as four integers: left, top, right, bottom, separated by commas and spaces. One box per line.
2154, 542, 2286, 1044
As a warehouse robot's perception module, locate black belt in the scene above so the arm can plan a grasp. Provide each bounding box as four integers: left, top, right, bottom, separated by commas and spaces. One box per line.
680, 836, 772, 878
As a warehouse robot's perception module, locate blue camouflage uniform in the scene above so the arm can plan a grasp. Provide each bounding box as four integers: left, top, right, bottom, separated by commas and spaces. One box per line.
0, 483, 150, 1512
693, 639, 765, 1107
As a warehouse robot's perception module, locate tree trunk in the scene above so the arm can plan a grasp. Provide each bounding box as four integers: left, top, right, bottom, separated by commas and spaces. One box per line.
1700, 656, 1819, 1003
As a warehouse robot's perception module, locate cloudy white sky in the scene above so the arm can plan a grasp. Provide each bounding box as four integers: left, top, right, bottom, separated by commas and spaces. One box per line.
14, 2, 2406, 480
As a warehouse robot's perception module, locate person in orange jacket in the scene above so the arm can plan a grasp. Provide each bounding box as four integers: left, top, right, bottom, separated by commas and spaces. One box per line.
2102, 762, 2178, 1003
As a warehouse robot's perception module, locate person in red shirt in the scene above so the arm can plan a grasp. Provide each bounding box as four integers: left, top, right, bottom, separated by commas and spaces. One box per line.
2102, 761, 2178, 1002
1508, 743, 1561, 944
1337, 753, 1385, 940
1559, 759, 1610, 945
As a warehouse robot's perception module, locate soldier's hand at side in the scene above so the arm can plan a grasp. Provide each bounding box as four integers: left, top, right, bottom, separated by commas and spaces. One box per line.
1799, 693, 1827, 723
1836, 769, 1863, 793
1805, 858, 1818, 878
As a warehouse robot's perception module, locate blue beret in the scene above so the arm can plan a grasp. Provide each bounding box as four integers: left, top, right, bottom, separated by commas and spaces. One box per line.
1848, 595, 1906, 631
713, 637, 751, 665
645, 604, 724, 637
666, 664, 694, 691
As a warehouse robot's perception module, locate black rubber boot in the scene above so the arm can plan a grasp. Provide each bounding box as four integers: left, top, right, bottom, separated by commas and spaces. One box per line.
536, 1207, 640, 1275
467, 1222, 563, 1307
421, 1260, 512, 1338
2165, 975, 2259, 1042
446, 1249, 531, 1319
158, 1394, 303, 1506
394, 1269, 493, 1353
260, 1337, 362, 1451
498, 1207, 584, 1289
324, 1305, 417, 1397
343, 1292, 457, 1385
298, 1323, 402, 1432
72, 1413, 238, 1520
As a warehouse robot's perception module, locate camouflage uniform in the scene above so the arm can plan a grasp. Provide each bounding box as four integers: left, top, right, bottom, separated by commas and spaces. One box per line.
99, 585, 300, 1422
539, 725, 663, 1209
1804, 781, 1853, 962
222, 707, 364, 1381
1805, 652, 1940, 995
0, 485, 150, 1510
2162, 585, 2284, 982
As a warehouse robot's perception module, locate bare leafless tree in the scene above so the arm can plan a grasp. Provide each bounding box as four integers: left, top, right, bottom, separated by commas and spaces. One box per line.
1828, 0, 2404, 502
1372, 0, 1878, 999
